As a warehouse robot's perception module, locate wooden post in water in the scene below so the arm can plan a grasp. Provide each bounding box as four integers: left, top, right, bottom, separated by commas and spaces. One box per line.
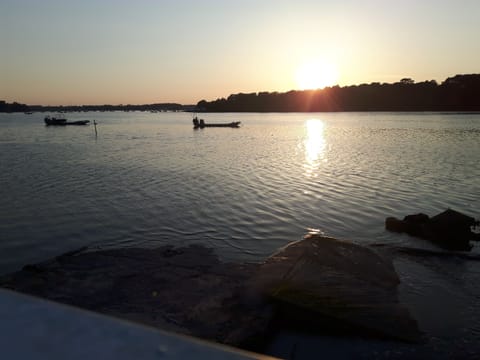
93, 120, 98, 137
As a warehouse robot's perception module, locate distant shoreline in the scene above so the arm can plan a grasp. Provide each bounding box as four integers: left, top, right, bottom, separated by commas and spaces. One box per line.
197, 74, 480, 113
0, 102, 196, 114
2, 74, 480, 113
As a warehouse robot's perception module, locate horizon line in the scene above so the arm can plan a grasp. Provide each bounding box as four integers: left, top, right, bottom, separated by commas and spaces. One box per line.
3, 73, 478, 108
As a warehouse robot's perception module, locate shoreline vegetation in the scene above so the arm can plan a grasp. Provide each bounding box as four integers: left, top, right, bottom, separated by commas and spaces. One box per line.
0, 102, 196, 113
197, 74, 480, 112
1, 74, 480, 113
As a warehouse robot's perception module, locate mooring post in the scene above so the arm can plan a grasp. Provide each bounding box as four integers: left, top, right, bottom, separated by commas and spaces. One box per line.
93, 120, 98, 137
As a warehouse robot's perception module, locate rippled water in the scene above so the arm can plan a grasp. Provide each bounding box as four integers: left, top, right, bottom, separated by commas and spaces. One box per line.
1, 111, 480, 356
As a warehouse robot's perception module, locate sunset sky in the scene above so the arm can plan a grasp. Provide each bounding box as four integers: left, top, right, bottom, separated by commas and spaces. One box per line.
1, 0, 479, 105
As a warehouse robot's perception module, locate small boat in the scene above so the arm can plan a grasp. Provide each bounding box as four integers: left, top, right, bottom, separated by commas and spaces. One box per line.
65, 120, 90, 125
44, 116, 90, 126
44, 116, 67, 125
193, 116, 240, 129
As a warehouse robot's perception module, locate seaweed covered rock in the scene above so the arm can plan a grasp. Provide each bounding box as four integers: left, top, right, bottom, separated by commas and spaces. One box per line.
252, 234, 423, 343
386, 209, 479, 251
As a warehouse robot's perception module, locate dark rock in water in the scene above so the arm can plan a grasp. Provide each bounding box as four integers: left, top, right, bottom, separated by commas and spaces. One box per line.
386, 209, 479, 251
386, 213, 430, 238
385, 216, 409, 233
403, 213, 430, 236
427, 209, 479, 242
252, 234, 424, 343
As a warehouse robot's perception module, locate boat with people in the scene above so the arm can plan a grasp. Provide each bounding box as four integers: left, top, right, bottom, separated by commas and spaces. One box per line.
44, 116, 90, 126
192, 116, 240, 129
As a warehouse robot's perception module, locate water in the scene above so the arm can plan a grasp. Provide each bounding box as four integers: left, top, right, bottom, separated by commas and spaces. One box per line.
1, 111, 480, 356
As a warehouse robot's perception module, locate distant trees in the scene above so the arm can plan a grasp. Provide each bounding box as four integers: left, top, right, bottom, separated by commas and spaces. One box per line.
400, 78, 414, 85
0, 100, 30, 112
197, 74, 480, 112
3, 74, 480, 113
0, 101, 195, 113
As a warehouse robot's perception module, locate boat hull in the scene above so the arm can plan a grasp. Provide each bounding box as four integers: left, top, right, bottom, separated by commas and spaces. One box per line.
193, 122, 240, 129
44, 117, 90, 126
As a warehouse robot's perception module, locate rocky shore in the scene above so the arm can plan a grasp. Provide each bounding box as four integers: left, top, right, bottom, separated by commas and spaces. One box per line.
386, 209, 480, 251
0, 234, 425, 354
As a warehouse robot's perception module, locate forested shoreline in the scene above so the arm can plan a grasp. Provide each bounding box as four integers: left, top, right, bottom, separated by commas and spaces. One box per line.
196, 74, 480, 112
2, 74, 479, 113
0, 102, 195, 113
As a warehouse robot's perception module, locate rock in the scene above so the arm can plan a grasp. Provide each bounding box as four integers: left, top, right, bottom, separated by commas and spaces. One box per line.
403, 213, 430, 236
426, 209, 478, 245
252, 234, 424, 343
0, 245, 272, 349
0, 236, 428, 347
385, 213, 430, 237
386, 209, 479, 251
385, 216, 409, 233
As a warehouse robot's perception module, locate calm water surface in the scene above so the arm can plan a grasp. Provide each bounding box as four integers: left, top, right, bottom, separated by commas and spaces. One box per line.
1, 111, 480, 357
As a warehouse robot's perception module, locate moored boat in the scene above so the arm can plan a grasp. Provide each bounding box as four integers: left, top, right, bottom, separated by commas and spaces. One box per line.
65, 120, 90, 125
44, 116, 90, 126
192, 116, 240, 129
44, 116, 67, 125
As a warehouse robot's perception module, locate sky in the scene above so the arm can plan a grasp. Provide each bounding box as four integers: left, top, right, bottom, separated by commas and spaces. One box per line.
1, 0, 479, 105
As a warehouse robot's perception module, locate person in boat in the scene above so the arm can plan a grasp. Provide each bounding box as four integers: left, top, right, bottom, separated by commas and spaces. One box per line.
193, 117, 199, 127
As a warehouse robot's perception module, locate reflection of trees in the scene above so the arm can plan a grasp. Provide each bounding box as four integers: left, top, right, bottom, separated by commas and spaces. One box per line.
197, 74, 480, 112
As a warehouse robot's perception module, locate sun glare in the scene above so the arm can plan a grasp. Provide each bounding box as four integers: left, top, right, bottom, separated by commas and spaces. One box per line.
296, 60, 338, 90
304, 119, 326, 166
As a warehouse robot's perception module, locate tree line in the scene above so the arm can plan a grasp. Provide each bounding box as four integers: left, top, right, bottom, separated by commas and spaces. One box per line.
0, 102, 195, 113
3, 74, 479, 113
196, 74, 480, 112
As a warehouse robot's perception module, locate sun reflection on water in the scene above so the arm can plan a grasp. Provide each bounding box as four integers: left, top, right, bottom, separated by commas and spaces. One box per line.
303, 119, 326, 177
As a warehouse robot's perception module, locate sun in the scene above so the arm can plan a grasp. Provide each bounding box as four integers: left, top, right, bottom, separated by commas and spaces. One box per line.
295, 59, 339, 90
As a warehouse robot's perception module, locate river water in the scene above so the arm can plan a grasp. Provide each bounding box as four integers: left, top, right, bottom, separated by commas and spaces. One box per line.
1, 111, 479, 357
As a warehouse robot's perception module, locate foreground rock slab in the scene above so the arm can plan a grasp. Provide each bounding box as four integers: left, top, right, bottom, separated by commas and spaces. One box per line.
0, 245, 271, 348
0, 236, 423, 348
252, 235, 423, 343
